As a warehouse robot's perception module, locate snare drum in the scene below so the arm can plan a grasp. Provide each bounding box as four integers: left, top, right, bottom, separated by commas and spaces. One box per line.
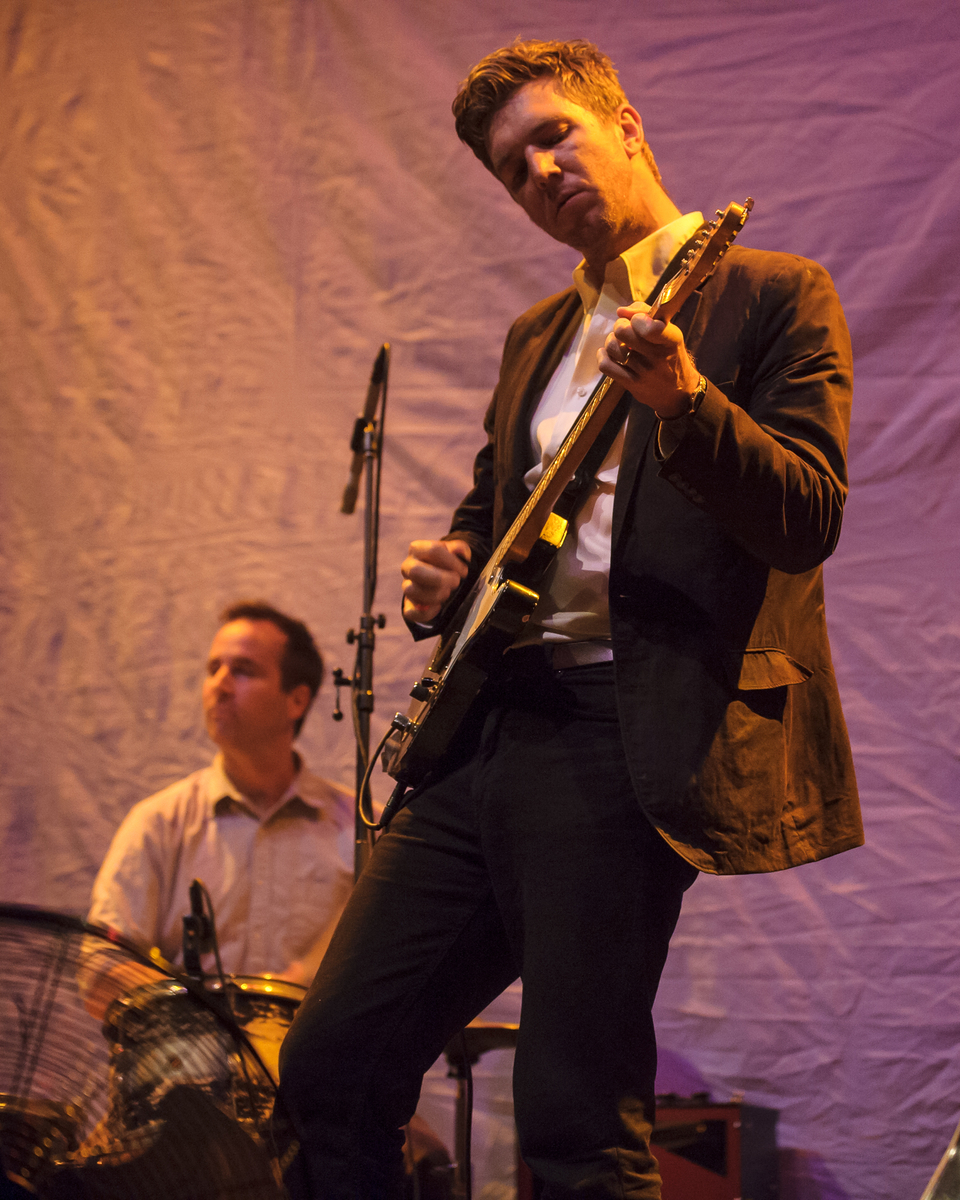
103, 974, 304, 1136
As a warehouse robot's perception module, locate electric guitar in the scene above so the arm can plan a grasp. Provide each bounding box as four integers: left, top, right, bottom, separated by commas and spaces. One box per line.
381, 198, 754, 791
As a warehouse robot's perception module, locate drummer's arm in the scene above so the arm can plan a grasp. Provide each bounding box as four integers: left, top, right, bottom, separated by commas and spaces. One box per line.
81, 806, 171, 1017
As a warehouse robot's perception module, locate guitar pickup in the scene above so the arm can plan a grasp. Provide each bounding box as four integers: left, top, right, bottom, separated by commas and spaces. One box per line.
410, 677, 438, 702
538, 512, 568, 549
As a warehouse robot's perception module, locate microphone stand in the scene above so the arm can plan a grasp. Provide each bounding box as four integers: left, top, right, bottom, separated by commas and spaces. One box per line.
337, 344, 390, 880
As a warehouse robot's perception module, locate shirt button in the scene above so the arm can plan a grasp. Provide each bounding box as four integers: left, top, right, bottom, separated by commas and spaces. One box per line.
578, 386, 587, 396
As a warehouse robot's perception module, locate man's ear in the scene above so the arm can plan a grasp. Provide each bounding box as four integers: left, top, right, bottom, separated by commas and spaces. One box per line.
618, 104, 645, 157
287, 683, 312, 724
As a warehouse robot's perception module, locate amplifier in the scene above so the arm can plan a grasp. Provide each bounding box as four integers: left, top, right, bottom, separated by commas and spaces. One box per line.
653, 1094, 779, 1200
517, 1095, 778, 1200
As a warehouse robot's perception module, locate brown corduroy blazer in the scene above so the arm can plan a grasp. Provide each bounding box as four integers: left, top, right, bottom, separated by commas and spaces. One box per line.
437, 245, 863, 875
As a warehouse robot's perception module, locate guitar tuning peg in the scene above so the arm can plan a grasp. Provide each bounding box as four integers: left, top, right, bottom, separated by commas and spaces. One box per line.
716, 209, 724, 218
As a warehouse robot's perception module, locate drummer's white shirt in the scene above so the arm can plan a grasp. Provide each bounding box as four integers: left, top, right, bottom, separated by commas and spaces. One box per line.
88, 752, 353, 977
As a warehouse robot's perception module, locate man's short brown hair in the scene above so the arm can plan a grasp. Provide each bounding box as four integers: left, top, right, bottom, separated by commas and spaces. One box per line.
452, 38, 661, 183
219, 600, 323, 736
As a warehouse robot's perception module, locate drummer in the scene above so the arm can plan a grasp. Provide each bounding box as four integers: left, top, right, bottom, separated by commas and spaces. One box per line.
85, 600, 353, 1006
78, 601, 452, 1189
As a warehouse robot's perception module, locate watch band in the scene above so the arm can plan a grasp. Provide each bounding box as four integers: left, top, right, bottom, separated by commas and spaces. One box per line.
657, 374, 707, 421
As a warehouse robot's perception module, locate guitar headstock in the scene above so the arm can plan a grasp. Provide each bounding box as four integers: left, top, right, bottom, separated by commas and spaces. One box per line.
651, 198, 754, 322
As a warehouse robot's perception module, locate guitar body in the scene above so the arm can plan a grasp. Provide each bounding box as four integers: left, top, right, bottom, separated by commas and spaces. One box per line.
381, 559, 543, 787
381, 199, 754, 795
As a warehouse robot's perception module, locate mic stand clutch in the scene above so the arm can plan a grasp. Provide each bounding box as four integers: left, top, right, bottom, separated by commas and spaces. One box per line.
338, 343, 390, 880
182, 878, 213, 981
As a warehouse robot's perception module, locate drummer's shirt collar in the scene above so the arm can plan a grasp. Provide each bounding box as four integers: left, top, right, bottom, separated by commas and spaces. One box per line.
208, 751, 323, 824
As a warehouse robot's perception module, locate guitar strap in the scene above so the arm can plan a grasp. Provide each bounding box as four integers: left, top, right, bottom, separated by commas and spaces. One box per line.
552, 390, 632, 521
551, 223, 709, 522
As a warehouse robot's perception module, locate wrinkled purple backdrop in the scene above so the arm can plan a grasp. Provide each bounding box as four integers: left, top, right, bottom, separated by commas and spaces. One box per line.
1, 2, 959, 1198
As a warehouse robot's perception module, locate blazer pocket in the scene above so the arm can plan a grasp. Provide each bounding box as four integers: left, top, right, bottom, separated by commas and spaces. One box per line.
736, 647, 812, 691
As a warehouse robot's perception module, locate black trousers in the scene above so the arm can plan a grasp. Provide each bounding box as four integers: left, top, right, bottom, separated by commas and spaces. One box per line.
276, 653, 698, 1199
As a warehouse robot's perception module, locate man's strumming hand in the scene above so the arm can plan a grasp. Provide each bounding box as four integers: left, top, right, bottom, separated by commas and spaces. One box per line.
401, 539, 472, 625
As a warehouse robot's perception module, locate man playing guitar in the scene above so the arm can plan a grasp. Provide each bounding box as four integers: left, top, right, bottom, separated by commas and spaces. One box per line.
278, 39, 862, 1200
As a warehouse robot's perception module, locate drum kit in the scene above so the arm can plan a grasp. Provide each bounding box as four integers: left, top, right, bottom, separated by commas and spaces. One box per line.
0, 904, 305, 1199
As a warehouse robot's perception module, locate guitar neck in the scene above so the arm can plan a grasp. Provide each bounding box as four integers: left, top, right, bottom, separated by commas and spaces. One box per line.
496, 375, 621, 567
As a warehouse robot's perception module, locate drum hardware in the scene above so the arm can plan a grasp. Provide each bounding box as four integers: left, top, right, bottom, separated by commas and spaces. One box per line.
444, 1022, 519, 1200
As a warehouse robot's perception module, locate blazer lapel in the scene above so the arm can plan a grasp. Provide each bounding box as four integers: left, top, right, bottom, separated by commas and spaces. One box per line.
497, 289, 584, 527
612, 285, 703, 548
510, 289, 583, 469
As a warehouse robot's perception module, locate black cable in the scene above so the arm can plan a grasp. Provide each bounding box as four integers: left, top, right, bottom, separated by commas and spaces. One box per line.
357, 724, 397, 829
352, 677, 369, 775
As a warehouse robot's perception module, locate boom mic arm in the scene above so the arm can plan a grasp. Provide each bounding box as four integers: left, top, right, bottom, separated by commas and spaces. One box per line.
340, 344, 388, 515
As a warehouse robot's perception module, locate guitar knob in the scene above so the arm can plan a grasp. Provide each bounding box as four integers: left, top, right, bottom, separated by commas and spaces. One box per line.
410, 677, 436, 701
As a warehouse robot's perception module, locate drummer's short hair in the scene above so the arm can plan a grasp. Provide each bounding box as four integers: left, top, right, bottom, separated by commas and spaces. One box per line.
452, 38, 662, 184
219, 600, 323, 736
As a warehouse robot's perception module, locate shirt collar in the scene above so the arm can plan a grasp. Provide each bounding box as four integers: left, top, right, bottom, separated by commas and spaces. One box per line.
572, 211, 705, 314
207, 751, 325, 820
